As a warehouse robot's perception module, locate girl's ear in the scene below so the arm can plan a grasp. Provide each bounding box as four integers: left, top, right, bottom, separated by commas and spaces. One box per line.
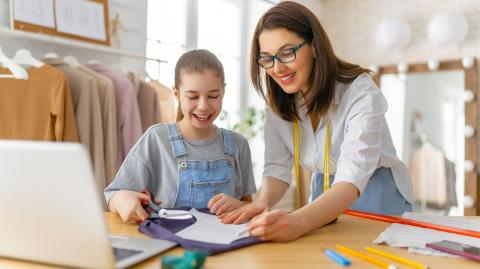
173, 86, 180, 100
311, 45, 316, 59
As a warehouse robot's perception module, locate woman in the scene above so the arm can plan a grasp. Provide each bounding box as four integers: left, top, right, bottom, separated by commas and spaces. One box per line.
221, 1, 413, 242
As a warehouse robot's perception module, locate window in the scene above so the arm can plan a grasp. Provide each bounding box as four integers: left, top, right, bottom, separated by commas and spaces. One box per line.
146, 0, 187, 87
146, 0, 275, 127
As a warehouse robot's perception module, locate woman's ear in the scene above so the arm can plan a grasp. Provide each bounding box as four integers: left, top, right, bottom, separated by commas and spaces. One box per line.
311, 45, 316, 59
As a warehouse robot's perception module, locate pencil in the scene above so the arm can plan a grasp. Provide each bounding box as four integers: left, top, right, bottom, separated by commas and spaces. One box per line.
324, 249, 351, 266
336, 245, 397, 269
344, 209, 480, 239
364, 247, 429, 269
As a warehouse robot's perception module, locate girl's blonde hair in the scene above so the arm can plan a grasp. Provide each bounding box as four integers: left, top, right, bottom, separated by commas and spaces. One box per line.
174, 49, 225, 121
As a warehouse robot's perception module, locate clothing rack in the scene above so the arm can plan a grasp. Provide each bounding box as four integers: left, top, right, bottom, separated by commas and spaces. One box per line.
0, 27, 167, 63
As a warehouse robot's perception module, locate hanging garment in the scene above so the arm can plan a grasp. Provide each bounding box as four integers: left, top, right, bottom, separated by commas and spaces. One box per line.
78, 65, 118, 185
444, 158, 457, 207
0, 65, 78, 142
409, 144, 448, 208
128, 73, 161, 132
87, 63, 142, 170
44, 58, 106, 190
149, 80, 176, 123
139, 208, 262, 255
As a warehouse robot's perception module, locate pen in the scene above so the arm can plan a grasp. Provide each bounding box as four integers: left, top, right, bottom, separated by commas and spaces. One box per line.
324, 249, 350, 266
364, 247, 429, 269
337, 244, 397, 269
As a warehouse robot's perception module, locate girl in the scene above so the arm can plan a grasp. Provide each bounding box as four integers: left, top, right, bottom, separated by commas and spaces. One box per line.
105, 49, 256, 223
222, 1, 413, 241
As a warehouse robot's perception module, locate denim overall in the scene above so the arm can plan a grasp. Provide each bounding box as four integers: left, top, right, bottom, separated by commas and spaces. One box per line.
310, 167, 413, 215
168, 123, 236, 208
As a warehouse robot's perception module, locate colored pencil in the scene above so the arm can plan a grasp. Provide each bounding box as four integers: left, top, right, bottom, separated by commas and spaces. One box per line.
344, 209, 480, 239
337, 244, 397, 269
364, 246, 429, 269
324, 249, 351, 266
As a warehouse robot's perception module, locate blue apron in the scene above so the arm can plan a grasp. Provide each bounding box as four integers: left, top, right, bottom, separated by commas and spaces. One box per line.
310, 167, 412, 215
167, 123, 236, 208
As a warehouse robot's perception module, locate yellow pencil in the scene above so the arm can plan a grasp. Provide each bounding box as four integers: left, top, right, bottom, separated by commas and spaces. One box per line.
336, 244, 397, 269
365, 247, 429, 269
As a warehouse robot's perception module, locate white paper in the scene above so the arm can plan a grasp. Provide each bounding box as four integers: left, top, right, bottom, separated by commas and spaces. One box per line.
12, 0, 55, 28
175, 209, 249, 245
373, 212, 480, 257
55, 0, 106, 41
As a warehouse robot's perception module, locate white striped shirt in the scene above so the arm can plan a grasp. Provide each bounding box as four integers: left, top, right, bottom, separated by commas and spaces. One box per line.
263, 73, 413, 203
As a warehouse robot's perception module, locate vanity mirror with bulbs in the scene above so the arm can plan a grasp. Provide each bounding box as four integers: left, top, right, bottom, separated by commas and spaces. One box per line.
373, 59, 478, 216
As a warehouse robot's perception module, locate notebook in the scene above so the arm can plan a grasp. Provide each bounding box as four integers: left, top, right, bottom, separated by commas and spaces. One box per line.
0, 140, 177, 269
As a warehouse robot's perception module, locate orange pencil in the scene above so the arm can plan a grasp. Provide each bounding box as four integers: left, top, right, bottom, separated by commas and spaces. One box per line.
344, 209, 480, 239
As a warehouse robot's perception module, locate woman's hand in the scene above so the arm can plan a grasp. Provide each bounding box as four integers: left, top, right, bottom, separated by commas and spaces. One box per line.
207, 193, 244, 215
220, 201, 267, 224
109, 190, 153, 223
246, 209, 304, 242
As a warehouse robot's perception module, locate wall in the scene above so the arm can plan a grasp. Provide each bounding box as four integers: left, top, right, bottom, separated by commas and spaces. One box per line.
317, 0, 480, 67
0, 0, 148, 72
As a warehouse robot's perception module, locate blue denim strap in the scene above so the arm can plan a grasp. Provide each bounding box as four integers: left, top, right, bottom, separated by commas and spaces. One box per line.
167, 123, 188, 158
221, 129, 235, 157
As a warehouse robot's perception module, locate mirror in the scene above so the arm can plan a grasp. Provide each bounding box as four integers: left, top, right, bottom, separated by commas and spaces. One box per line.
374, 60, 478, 216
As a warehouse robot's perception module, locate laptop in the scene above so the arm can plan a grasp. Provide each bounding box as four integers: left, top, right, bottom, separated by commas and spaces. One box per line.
0, 140, 177, 269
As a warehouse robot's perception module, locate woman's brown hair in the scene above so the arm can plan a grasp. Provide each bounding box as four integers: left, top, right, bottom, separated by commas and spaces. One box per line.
174, 49, 225, 121
250, 1, 370, 122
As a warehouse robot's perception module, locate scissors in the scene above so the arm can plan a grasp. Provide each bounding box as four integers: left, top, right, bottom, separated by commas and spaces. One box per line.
141, 190, 191, 218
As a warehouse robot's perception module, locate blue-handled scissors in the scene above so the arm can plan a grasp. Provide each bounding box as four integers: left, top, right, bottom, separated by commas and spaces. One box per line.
141, 190, 191, 218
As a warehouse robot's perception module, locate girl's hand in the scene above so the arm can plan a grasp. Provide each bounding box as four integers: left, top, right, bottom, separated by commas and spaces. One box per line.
246, 209, 303, 242
219, 202, 267, 224
207, 193, 243, 215
109, 190, 152, 223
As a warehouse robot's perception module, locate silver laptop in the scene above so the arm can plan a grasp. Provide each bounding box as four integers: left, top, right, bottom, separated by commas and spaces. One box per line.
0, 140, 177, 269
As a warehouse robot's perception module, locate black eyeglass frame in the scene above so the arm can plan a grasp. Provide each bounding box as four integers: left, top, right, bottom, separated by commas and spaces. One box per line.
257, 40, 310, 69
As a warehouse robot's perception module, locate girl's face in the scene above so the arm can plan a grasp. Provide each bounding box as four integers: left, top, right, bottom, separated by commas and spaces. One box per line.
175, 70, 224, 132
258, 27, 315, 94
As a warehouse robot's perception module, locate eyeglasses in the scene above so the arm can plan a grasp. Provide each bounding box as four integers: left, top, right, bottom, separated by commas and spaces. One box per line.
257, 40, 310, 69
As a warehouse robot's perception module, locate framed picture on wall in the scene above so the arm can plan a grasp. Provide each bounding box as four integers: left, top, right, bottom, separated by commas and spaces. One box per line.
54, 0, 109, 45
9, 0, 110, 46
10, 0, 56, 32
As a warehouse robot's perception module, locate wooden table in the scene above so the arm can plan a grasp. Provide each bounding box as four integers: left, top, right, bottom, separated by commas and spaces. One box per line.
1, 213, 479, 268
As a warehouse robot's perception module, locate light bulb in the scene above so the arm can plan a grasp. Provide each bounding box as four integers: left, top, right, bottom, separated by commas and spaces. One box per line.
464, 90, 475, 103
464, 160, 475, 173
465, 125, 475, 138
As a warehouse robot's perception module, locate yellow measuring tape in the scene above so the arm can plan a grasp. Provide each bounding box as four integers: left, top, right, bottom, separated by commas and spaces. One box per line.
293, 115, 331, 209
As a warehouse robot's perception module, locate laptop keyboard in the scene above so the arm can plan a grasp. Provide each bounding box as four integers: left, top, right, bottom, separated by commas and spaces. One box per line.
113, 247, 143, 261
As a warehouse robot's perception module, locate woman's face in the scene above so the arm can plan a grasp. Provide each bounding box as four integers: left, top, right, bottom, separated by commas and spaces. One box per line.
258, 27, 315, 94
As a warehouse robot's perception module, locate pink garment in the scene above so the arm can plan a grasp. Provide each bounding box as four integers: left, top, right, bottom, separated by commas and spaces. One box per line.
86, 63, 142, 171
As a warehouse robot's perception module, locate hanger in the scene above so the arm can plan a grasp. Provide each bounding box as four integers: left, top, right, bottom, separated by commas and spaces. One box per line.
44, 52, 59, 59
11, 49, 44, 68
0, 46, 28, 80
64, 55, 81, 68
138, 69, 153, 82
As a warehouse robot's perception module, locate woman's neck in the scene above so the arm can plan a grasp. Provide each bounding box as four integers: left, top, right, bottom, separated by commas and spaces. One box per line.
177, 120, 217, 140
